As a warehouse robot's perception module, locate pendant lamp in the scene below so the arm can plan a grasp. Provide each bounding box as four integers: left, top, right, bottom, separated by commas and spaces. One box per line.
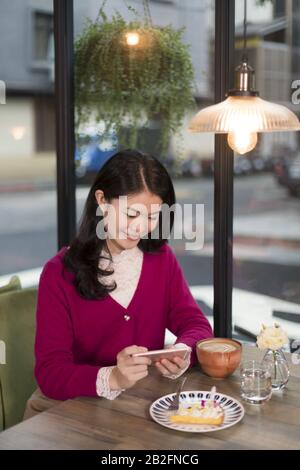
188, 1, 300, 155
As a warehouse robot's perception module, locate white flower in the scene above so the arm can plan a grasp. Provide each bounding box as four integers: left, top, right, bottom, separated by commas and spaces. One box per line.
256, 323, 289, 351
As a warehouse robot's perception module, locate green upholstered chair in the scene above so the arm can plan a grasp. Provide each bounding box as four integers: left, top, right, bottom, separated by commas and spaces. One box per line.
0, 275, 22, 430
0, 276, 21, 295
0, 287, 37, 430
0, 371, 4, 431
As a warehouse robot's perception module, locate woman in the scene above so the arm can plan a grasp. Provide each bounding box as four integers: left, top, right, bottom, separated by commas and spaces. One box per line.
24, 149, 212, 418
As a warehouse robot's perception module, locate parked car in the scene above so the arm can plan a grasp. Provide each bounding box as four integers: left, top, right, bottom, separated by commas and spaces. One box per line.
181, 156, 202, 177
271, 145, 296, 183
200, 153, 265, 178
233, 155, 252, 176
75, 127, 118, 184
273, 154, 300, 197
273, 156, 289, 186
201, 158, 214, 177
248, 153, 266, 172
286, 156, 300, 197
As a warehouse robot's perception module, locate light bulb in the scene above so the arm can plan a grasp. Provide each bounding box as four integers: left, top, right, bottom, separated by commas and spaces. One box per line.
227, 131, 257, 155
125, 32, 140, 46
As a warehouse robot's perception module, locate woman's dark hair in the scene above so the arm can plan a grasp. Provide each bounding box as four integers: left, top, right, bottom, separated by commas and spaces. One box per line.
63, 149, 176, 300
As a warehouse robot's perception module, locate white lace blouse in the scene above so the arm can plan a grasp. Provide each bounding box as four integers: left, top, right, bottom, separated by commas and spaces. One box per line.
96, 245, 191, 400
99, 245, 144, 309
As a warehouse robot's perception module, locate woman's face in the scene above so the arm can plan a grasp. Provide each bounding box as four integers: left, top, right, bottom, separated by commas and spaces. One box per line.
95, 189, 162, 253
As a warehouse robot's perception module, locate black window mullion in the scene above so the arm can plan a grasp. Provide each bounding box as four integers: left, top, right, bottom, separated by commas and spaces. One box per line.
213, 0, 235, 338
53, 0, 76, 249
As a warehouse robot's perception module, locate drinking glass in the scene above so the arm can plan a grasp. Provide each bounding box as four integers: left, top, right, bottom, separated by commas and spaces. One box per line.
240, 360, 272, 404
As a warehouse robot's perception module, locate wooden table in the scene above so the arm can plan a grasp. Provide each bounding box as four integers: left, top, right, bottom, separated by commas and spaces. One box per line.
0, 345, 299, 450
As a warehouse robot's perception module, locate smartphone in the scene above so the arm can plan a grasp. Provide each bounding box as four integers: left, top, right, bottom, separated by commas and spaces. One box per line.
132, 346, 190, 363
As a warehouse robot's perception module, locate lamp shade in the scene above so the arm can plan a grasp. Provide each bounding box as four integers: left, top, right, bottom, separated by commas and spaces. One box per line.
188, 95, 300, 134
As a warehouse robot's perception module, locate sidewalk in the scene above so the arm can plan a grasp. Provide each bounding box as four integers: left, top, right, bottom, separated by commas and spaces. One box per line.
233, 210, 300, 246
196, 241, 300, 266
1, 156, 299, 259
179, 208, 300, 266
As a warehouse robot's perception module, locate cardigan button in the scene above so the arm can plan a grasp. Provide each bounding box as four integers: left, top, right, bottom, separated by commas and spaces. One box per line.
124, 314, 131, 321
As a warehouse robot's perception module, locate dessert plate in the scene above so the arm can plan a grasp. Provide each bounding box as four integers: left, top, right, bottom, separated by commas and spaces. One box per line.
150, 390, 245, 433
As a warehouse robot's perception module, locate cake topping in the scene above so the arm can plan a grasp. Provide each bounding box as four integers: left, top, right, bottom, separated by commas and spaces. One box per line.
170, 386, 224, 425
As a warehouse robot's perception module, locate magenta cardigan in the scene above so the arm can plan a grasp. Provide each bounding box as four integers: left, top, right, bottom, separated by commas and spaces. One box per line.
34, 243, 213, 400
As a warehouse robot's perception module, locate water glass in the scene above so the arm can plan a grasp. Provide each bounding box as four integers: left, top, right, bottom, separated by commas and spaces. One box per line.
240, 360, 272, 404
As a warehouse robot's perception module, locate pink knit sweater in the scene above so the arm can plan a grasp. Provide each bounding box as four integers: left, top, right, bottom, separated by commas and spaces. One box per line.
34, 243, 213, 400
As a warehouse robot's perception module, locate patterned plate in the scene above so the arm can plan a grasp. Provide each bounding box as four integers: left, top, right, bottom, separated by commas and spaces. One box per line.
150, 390, 245, 433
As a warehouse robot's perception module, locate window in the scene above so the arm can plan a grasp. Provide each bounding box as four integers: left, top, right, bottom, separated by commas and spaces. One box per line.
33, 11, 53, 63
0, 2, 56, 284
233, 0, 300, 345
74, 0, 216, 339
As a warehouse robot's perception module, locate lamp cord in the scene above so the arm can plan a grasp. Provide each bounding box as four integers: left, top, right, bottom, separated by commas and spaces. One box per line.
242, 0, 248, 62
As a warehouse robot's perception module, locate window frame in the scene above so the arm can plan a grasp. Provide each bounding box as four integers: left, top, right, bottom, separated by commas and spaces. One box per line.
53, 0, 236, 338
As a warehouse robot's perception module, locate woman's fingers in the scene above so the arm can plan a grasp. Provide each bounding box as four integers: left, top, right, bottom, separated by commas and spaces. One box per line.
155, 359, 180, 376
118, 345, 151, 366
121, 355, 151, 368
155, 356, 187, 376
120, 345, 148, 358
118, 345, 189, 383
131, 355, 152, 366
171, 356, 186, 369
154, 361, 170, 376
160, 358, 181, 374
115, 345, 151, 388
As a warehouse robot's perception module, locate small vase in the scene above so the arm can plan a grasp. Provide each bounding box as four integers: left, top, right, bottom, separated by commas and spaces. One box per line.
261, 348, 290, 391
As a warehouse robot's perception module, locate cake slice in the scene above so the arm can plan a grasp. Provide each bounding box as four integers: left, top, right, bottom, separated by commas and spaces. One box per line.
170, 400, 224, 426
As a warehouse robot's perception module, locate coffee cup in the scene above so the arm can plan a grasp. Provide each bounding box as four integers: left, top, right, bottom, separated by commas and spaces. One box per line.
196, 338, 242, 378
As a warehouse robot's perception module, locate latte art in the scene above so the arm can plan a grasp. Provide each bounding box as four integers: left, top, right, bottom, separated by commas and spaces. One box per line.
196, 338, 242, 378
199, 342, 237, 353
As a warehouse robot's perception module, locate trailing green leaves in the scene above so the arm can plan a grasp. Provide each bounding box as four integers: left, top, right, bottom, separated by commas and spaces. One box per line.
74, 6, 195, 153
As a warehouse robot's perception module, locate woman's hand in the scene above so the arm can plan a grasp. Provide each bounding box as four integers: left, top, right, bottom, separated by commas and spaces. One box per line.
155, 357, 187, 377
109, 345, 151, 391
154, 344, 191, 379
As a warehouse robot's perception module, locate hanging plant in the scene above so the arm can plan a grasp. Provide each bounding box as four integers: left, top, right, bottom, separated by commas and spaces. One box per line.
74, 1, 196, 153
